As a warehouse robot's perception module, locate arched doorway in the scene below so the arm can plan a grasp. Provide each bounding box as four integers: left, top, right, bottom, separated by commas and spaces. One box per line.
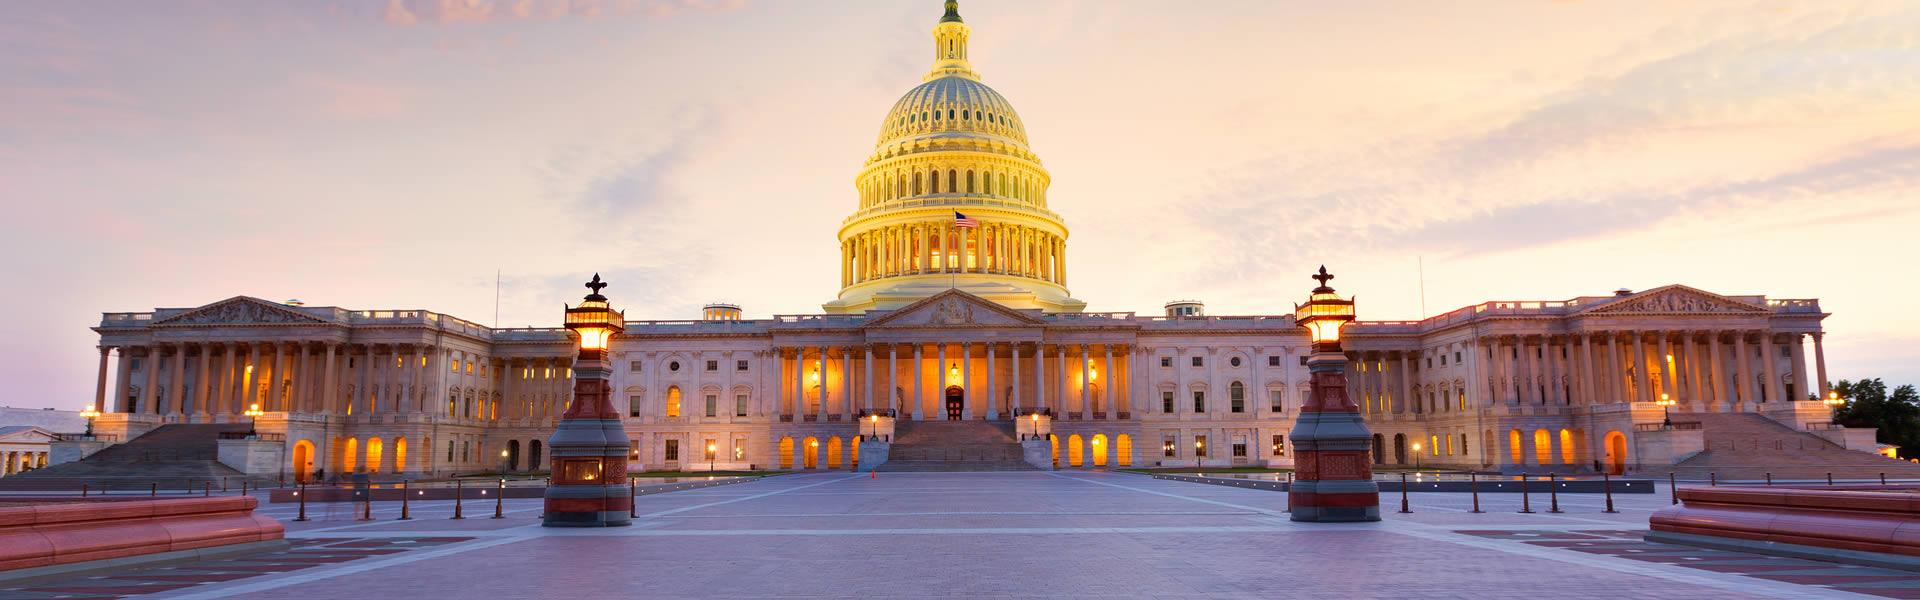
1508, 429, 1524, 465
291, 440, 315, 483
366, 437, 384, 474
1116, 434, 1133, 467
1091, 434, 1109, 467
1068, 435, 1085, 467
529, 440, 543, 471
803, 437, 819, 469
394, 437, 407, 474
1393, 434, 1407, 465
851, 435, 861, 468
945, 386, 964, 420
1533, 429, 1552, 466
1558, 429, 1576, 465
1048, 434, 1059, 469
827, 437, 843, 469
1604, 431, 1628, 475
342, 438, 359, 474
1371, 434, 1385, 464
778, 437, 794, 469
507, 440, 521, 471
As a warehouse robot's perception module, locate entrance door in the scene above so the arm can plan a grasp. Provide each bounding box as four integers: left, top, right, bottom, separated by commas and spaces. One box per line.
945, 386, 964, 420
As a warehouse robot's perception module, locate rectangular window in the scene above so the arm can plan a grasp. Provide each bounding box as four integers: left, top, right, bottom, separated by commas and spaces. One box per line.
1195, 435, 1208, 457
1427, 357, 1433, 368
705, 360, 718, 372
1160, 357, 1172, 368
665, 439, 679, 461
704, 394, 717, 417
1191, 356, 1203, 367
1162, 391, 1175, 414
666, 394, 681, 418
1272, 434, 1286, 456
735, 394, 749, 417
1455, 351, 1462, 364
1460, 433, 1469, 455
1230, 385, 1244, 413
629, 395, 641, 417
704, 439, 717, 461
1299, 356, 1309, 366
1270, 389, 1284, 413
465, 361, 473, 374
630, 361, 643, 372
736, 359, 750, 372
1268, 355, 1281, 367
1163, 437, 1177, 457
1232, 439, 1247, 458
1192, 391, 1205, 413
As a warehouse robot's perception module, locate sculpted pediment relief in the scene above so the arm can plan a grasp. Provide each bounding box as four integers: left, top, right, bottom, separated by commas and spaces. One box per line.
1580, 285, 1767, 316
154, 297, 331, 326
864, 290, 1040, 328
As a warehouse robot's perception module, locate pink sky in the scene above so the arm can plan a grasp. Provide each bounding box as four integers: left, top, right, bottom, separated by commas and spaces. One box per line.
3, 1, 1918, 410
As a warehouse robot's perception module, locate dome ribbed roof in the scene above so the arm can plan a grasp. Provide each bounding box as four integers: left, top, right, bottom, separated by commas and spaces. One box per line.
876, 76, 1028, 146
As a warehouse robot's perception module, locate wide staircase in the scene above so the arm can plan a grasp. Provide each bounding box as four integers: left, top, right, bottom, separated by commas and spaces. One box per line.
876, 420, 1036, 472
1667, 413, 1920, 481
0, 424, 265, 491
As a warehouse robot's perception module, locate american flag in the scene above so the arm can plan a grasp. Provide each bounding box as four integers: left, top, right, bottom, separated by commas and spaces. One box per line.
953, 211, 978, 228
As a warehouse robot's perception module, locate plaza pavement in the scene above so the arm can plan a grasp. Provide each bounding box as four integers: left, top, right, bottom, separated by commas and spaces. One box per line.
5, 471, 1914, 599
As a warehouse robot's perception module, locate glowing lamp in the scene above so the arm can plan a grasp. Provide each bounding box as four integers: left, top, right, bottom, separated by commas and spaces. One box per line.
564, 273, 626, 359
79, 405, 100, 420
1294, 266, 1356, 352
1088, 364, 1098, 382
1824, 390, 1845, 408
1656, 393, 1675, 407
243, 403, 263, 418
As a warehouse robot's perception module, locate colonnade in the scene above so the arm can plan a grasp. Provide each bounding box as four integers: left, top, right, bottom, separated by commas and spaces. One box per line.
774, 342, 1127, 421
1467, 330, 1825, 410
841, 222, 1064, 287
91, 342, 575, 423
0, 451, 47, 476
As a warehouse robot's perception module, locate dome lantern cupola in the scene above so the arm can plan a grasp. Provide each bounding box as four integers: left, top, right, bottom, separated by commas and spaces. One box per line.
929, 0, 977, 81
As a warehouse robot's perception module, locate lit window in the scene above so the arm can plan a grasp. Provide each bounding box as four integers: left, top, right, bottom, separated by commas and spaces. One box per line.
1232, 439, 1247, 458
665, 387, 682, 418
1272, 434, 1286, 456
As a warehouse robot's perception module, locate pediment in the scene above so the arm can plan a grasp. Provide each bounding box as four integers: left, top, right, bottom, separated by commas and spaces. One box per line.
862, 290, 1044, 328
0, 426, 57, 443
1577, 285, 1768, 316
153, 296, 332, 326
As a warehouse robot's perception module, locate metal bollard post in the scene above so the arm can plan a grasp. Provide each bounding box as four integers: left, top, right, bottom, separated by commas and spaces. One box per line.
1398, 472, 1411, 514
1602, 472, 1618, 514
1469, 472, 1483, 513
242, 480, 249, 496
222, 477, 229, 492
493, 479, 505, 519
1827, 472, 1834, 486
1518, 474, 1534, 514
1883, 473, 1889, 486
81, 483, 89, 498
205, 481, 211, 497
1709, 472, 1716, 486
362, 486, 373, 521
1669, 472, 1678, 505
1548, 474, 1562, 513
295, 484, 308, 522
151, 482, 158, 497
452, 479, 465, 520
399, 481, 412, 520
630, 479, 638, 518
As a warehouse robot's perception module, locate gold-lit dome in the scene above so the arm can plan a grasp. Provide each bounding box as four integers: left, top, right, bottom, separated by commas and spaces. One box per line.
825, 1, 1083, 314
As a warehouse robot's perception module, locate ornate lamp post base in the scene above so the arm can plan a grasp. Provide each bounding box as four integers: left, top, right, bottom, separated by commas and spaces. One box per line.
543, 274, 633, 528
1287, 267, 1380, 522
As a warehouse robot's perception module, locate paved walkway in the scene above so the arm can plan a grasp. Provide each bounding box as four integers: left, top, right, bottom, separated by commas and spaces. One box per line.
4, 472, 1913, 599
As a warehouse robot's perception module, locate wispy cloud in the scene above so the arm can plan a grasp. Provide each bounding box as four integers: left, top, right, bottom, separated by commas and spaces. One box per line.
377, 0, 745, 26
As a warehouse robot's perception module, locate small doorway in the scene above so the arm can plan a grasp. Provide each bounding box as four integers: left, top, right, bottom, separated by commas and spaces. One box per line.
945, 386, 964, 420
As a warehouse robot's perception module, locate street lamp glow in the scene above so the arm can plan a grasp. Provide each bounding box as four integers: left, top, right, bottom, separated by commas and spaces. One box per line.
1825, 390, 1846, 408
1294, 266, 1356, 352
1655, 393, 1675, 407
564, 273, 626, 357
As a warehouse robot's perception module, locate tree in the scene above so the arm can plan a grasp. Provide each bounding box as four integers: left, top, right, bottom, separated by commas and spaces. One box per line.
1833, 378, 1920, 459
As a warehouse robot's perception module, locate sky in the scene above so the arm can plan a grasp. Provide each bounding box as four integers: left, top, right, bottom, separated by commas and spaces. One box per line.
3, 0, 1918, 410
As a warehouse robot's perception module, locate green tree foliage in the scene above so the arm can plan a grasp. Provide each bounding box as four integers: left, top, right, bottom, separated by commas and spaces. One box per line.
1833, 378, 1920, 459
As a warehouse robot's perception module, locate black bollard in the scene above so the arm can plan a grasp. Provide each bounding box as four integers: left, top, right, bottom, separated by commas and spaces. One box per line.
1548, 474, 1562, 513
399, 481, 412, 520
222, 477, 229, 492
1883, 473, 1889, 486
151, 482, 158, 497
1284, 472, 1294, 513
1669, 472, 1678, 505
630, 479, 638, 518
1710, 472, 1716, 486
362, 486, 373, 521
1518, 474, 1534, 514
204, 481, 211, 497
453, 479, 465, 520
493, 479, 505, 519
81, 482, 89, 498
1602, 472, 1618, 514
1827, 472, 1834, 486
1469, 472, 1483, 513
295, 484, 308, 522
242, 480, 249, 497
1765, 472, 1773, 486
1398, 472, 1411, 514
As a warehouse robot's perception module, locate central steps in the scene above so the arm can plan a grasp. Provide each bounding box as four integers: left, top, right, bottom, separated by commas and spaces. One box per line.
876, 420, 1035, 472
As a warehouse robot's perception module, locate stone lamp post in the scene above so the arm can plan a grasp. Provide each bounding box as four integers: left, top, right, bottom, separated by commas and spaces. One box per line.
1287, 266, 1381, 522
543, 274, 633, 527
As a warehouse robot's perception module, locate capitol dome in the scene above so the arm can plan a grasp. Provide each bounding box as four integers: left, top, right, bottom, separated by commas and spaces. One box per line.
824, 1, 1082, 315
877, 76, 1029, 147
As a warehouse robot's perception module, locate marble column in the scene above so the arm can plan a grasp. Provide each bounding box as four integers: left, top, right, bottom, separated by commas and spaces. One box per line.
1761, 333, 1782, 403
1011, 343, 1022, 413
960, 342, 972, 419
816, 345, 827, 419
141, 346, 159, 414
1631, 332, 1652, 403
1813, 333, 1830, 400
791, 348, 803, 418
987, 343, 998, 419
864, 345, 875, 413
1789, 333, 1809, 401
112, 346, 133, 413
888, 344, 899, 414
937, 342, 947, 415
164, 344, 184, 416
1732, 333, 1752, 407
1685, 332, 1704, 407
1103, 345, 1114, 416
1057, 344, 1069, 416
912, 343, 924, 420
1398, 353, 1413, 414
93, 346, 111, 413
1035, 343, 1047, 412
322, 343, 339, 414
840, 347, 852, 419
1079, 345, 1091, 416
194, 344, 212, 418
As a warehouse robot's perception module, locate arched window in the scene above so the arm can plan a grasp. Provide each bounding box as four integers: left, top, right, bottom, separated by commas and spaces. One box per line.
967, 170, 976, 193
913, 173, 923, 195
666, 386, 682, 418
947, 109, 954, 120
929, 170, 939, 194
982, 172, 992, 195
1229, 382, 1245, 413
947, 170, 956, 192
962, 110, 970, 121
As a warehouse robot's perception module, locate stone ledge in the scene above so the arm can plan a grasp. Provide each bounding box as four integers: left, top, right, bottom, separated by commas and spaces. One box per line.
0, 496, 284, 574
